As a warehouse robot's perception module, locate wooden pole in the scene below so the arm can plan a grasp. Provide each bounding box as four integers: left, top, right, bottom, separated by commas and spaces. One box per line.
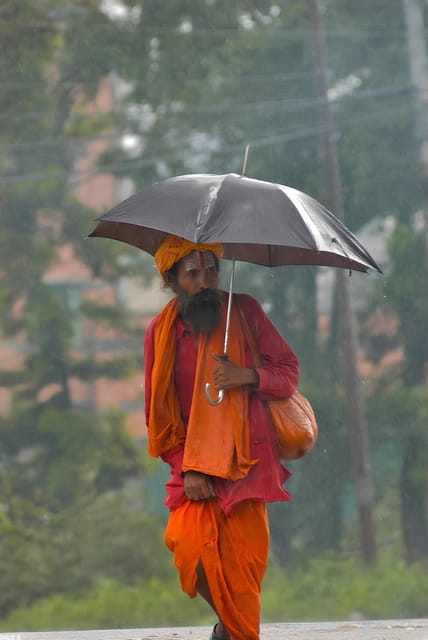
308, 0, 378, 564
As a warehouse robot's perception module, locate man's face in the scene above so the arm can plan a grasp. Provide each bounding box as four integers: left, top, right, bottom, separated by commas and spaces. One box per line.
173, 250, 221, 336
175, 250, 219, 295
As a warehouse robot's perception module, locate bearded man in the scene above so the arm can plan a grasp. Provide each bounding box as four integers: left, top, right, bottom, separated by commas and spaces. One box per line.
144, 235, 299, 640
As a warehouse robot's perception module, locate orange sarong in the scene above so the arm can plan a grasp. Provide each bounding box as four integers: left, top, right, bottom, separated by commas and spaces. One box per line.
165, 498, 269, 640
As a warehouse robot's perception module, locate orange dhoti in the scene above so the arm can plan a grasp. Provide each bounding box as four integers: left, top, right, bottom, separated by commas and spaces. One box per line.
165, 498, 269, 640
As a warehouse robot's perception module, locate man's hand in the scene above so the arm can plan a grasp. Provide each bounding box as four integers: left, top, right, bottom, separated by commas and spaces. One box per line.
183, 471, 216, 501
212, 354, 259, 390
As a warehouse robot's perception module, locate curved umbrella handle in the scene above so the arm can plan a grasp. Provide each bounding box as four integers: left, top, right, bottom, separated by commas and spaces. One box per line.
205, 383, 224, 405
204, 261, 236, 407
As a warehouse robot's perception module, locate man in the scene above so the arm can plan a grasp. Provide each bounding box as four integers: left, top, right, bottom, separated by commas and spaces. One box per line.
144, 235, 299, 640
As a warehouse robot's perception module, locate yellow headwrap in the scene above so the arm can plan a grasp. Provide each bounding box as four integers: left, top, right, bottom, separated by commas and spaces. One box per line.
154, 235, 223, 277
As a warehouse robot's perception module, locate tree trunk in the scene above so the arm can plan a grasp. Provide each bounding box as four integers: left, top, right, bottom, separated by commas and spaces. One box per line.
401, 0, 428, 563
308, 0, 377, 563
400, 434, 428, 563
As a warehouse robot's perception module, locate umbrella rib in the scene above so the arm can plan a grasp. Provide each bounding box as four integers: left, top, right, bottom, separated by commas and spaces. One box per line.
195, 181, 223, 240
283, 188, 365, 265
278, 186, 323, 251
296, 200, 325, 250
331, 237, 353, 274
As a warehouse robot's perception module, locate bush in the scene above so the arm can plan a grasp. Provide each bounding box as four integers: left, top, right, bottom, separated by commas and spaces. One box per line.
1, 552, 427, 631
262, 552, 428, 622
0, 578, 211, 631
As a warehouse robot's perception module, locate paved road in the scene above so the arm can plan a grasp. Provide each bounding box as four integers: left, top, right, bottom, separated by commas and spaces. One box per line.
1, 620, 427, 640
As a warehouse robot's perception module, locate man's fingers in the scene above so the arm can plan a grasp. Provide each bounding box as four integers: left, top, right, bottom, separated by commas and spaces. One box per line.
184, 472, 216, 501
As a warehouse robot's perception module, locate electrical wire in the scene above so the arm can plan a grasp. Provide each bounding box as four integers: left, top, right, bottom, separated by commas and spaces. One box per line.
0, 83, 412, 155
0, 64, 408, 91
0, 133, 125, 153
0, 103, 411, 186
0, 16, 407, 37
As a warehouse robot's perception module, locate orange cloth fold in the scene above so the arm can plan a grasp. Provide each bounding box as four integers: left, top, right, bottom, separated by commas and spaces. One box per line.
147, 297, 186, 456
154, 234, 223, 277
148, 293, 257, 481
165, 498, 269, 640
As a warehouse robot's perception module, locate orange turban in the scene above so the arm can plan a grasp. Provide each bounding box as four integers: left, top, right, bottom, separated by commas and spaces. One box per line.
154, 235, 223, 277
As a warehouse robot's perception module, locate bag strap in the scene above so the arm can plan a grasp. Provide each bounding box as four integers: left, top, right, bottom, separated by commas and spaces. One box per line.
235, 295, 263, 368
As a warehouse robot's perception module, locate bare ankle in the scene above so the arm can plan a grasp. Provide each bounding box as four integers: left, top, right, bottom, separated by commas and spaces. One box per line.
214, 622, 230, 639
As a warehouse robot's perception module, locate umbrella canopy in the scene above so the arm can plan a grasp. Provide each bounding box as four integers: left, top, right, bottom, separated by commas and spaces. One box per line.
89, 172, 382, 274
89, 172, 382, 404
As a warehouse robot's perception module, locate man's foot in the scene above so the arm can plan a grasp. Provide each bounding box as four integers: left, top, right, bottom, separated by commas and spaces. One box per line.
210, 622, 230, 640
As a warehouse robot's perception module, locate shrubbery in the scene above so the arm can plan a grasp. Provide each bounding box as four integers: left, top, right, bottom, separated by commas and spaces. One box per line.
0, 578, 211, 631
1, 552, 427, 631
262, 552, 428, 622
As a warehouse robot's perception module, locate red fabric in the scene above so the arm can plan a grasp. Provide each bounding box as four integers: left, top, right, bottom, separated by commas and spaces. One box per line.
146, 294, 256, 480
144, 292, 299, 515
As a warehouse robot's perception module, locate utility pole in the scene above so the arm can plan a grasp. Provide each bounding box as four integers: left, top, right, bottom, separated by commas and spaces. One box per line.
400, 0, 428, 563
402, 0, 428, 267
308, 0, 378, 564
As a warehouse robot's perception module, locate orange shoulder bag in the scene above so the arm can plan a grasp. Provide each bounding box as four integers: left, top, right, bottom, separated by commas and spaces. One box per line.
237, 302, 318, 460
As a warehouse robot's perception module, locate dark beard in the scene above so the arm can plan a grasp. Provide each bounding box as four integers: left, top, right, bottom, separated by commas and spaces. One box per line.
178, 288, 222, 336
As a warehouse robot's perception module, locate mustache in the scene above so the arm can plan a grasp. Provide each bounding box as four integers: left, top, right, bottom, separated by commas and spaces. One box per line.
178, 288, 222, 336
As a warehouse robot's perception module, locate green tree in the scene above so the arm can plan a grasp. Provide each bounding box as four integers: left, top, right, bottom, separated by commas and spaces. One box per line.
2, 2, 427, 612
84, 0, 423, 564
0, 1, 155, 616
383, 225, 428, 561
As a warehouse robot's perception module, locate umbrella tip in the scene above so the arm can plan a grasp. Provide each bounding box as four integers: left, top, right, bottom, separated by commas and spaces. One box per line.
241, 144, 250, 177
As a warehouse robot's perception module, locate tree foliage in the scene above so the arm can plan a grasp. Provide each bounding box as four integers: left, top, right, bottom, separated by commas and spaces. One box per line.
1, 0, 428, 628
0, 0, 152, 621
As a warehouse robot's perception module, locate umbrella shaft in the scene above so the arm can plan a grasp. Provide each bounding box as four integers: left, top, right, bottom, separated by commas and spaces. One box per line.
223, 257, 235, 356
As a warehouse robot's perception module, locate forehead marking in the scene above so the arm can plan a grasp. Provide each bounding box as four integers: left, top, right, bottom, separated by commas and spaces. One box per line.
183, 250, 215, 271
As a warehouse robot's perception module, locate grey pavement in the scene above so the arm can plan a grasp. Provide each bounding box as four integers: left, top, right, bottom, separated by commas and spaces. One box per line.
0, 620, 428, 640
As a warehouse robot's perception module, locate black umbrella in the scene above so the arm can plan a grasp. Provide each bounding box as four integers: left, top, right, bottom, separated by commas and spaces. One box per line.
90, 172, 380, 273
89, 172, 382, 403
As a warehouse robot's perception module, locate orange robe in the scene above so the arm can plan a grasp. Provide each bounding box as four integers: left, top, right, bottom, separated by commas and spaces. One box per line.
165, 498, 269, 640
146, 292, 298, 639
148, 293, 257, 481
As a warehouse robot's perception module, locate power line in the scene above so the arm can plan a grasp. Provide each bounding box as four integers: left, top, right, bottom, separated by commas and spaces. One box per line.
69, 103, 415, 186
182, 84, 412, 116
0, 133, 125, 153
0, 103, 410, 186
0, 80, 411, 122
0, 17, 407, 38
0, 109, 56, 121
0, 80, 100, 89
0, 63, 409, 92
0, 71, 315, 90
0, 83, 412, 156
